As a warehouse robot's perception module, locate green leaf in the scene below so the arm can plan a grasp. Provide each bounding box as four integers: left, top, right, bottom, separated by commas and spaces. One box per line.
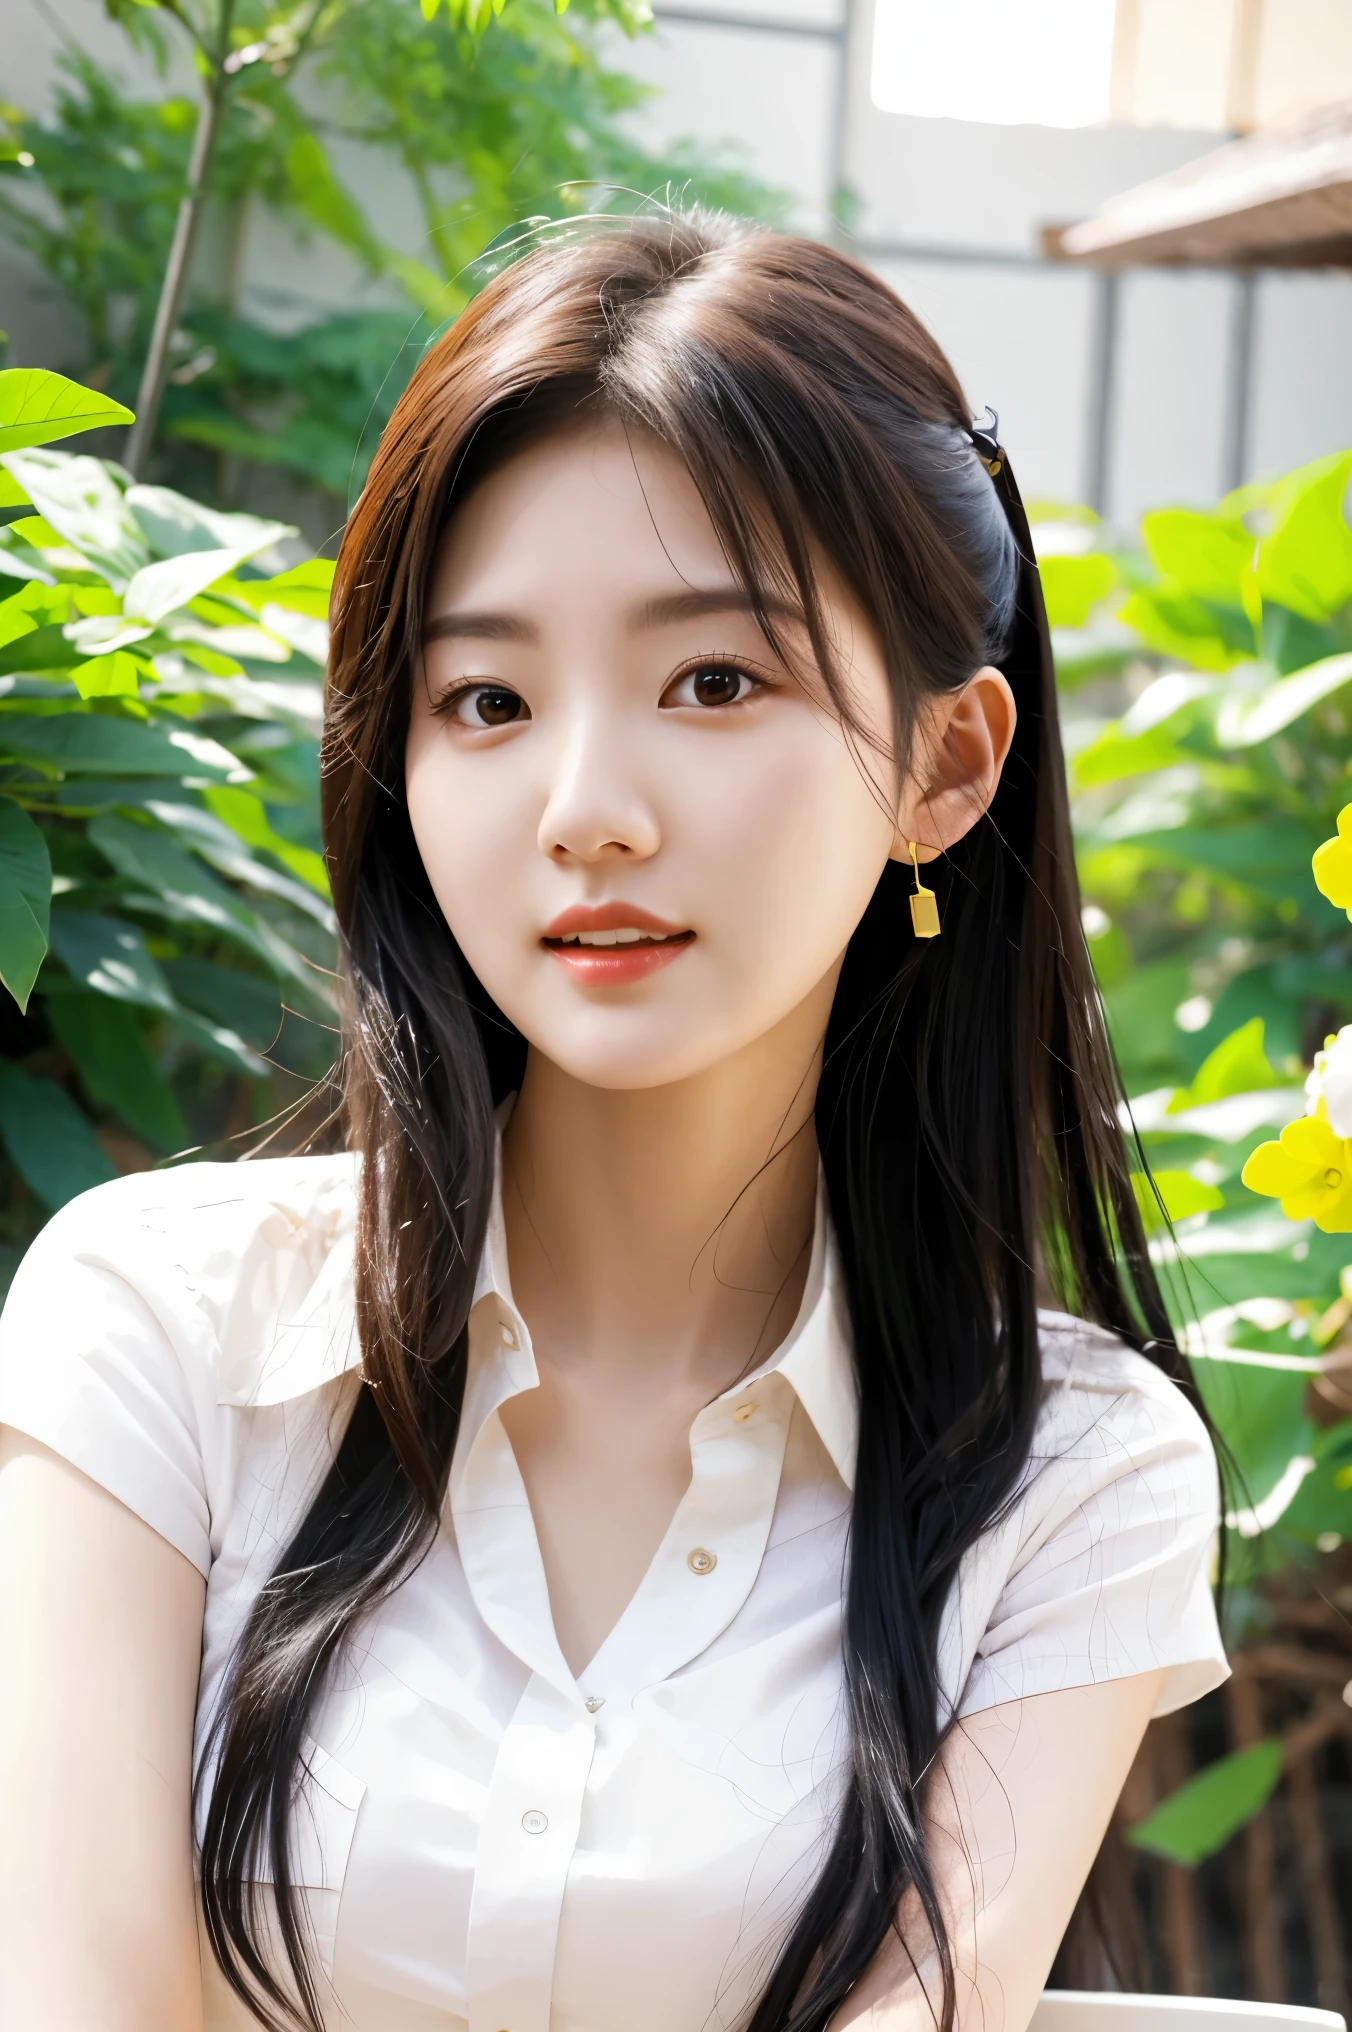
48, 993, 186, 1150
226, 558, 334, 621
1123, 825, 1324, 913
87, 815, 318, 991
1119, 587, 1250, 672
200, 786, 331, 897
1216, 651, 1352, 747
162, 955, 282, 1049
48, 908, 177, 1012
1038, 553, 1117, 630
1279, 1420, 1352, 1545
283, 134, 379, 262
0, 369, 133, 454
143, 798, 334, 927
0, 794, 51, 1010
159, 958, 278, 1075
0, 1060, 116, 1208
1192, 1355, 1314, 1514
1104, 958, 1192, 1090
1073, 721, 1196, 790
1168, 1019, 1277, 1112
70, 650, 144, 698
48, 910, 268, 1075
0, 712, 248, 780
1258, 451, 1352, 623
0, 621, 83, 673
1142, 507, 1255, 606
1131, 1168, 1224, 1233
123, 544, 277, 624
1127, 1740, 1283, 1866
124, 484, 294, 562
0, 449, 149, 586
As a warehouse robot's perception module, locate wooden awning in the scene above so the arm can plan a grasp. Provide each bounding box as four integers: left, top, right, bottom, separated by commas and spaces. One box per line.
1045, 99, 1352, 268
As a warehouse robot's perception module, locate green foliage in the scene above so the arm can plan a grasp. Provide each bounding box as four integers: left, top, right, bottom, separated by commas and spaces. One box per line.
0, 369, 134, 452
0, 373, 333, 1268
1042, 445, 1352, 1864
1126, 1740, 1284, 1867
1165, 1017, 1277, 1114
1130, 1167, 1224, 1233
0, 0, 777, 506
1054, 450, 1352, 1110
0, 796, 51, 1009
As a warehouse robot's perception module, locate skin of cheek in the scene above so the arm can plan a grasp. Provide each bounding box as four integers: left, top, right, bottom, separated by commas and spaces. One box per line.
404, 426, 903, 1093
406, 696, 900, 1093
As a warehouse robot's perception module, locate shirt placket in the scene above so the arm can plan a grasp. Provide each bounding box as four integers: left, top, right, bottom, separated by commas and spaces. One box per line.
464, 1675, 597, 2032
454, 1299, 597, 2032
452, 1292, 809, 2032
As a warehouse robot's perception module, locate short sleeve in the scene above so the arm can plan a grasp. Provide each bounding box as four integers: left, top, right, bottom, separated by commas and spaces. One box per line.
951, 1318, 1228, 1722
0, 1177, 217, 1573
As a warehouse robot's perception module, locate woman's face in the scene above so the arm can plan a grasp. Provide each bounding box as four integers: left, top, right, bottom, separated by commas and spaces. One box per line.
407, 423, 977, 1092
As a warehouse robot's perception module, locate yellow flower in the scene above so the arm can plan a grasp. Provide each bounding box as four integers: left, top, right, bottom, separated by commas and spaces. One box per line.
1242, 1107, 1352, 1231
1313, 802, 1352, 916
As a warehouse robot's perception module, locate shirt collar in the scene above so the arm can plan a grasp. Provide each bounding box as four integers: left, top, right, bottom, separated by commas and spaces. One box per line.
224, 1116, 860, 1493
458, 1112, 859, 1494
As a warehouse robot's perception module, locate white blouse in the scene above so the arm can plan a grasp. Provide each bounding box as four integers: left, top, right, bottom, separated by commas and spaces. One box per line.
0, 1150, 1227, 2032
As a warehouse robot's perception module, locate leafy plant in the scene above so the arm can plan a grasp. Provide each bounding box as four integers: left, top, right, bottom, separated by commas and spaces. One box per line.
1126, 1738, 1285, 1868
1, 3, 777, 503
0, 367, 336, 1288
1040, 450, 1352, 1869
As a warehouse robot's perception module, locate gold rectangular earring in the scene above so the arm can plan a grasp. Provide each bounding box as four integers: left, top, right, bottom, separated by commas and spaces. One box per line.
909, 841, 941, 938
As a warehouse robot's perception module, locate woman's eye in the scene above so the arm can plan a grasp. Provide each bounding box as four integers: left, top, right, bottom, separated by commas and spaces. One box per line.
446, 684, 529, 728
666, 664, 762, 709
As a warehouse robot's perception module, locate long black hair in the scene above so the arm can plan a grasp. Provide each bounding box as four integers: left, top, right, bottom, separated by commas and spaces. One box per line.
197, 208, 1195, 2032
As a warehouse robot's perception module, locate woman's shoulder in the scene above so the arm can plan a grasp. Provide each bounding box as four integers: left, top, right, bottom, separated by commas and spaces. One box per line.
1025, 1306, 1218, 1521
0, 1152, 361, 1575
941, 1312, 1227, 1724
33, 1147, 358, 1239
1035, 1307, 1211, 1439
2, 1151, 360, 1409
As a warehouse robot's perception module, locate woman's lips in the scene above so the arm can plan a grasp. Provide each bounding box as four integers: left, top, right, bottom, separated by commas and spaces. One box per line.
541, 903, 695, 984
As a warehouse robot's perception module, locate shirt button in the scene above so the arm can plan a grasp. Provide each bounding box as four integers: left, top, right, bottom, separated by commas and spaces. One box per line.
501, 1323, 519, 1350
687, 1547, 717, 1575
584, 1694, 605, 1713
521, 1809, 549, 1834
732, 1401, 756, 1422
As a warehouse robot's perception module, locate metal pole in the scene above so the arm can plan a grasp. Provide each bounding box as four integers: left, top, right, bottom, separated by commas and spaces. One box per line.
1083, 268, 1121, 519
1223, 270, 1258, 495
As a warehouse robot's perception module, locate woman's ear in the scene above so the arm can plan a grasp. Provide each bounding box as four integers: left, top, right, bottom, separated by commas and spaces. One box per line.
889, 667, 1017, 864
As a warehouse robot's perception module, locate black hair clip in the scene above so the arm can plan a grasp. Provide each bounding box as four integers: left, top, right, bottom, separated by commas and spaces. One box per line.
969, 406, 1003, 480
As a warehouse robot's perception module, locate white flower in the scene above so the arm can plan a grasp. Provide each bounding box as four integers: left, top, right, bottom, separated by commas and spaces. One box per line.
1306, 1024, 1352, 1137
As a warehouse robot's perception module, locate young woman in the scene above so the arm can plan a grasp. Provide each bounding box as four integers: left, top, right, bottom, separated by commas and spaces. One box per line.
0, 211, 1226, 2032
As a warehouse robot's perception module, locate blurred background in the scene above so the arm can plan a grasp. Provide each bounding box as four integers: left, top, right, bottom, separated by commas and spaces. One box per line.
3, 0, 1352, 2016
6, 0, 1352, 536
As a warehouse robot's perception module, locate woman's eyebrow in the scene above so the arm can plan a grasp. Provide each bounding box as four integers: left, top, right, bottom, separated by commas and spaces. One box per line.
423, 611, 538, 645
632, 589, 803, 630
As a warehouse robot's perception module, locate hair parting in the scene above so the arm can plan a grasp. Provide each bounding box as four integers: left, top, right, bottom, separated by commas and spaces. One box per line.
197, 206, 1206, 2032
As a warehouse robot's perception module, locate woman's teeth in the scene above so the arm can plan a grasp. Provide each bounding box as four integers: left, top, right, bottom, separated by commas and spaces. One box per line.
557, 928, 680, 946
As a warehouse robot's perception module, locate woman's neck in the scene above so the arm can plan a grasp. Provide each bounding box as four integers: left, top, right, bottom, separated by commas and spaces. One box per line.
501, 991, 830, 1393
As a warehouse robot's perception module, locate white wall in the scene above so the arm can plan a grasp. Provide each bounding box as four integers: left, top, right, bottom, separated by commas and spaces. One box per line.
627, 0, 1352, 523
6, 0, 1352, 528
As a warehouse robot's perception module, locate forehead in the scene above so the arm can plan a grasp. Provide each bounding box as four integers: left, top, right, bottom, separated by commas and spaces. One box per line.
426, 422, 734, 610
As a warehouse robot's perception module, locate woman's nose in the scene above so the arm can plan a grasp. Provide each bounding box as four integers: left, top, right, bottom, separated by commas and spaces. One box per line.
537, 714, 661, 865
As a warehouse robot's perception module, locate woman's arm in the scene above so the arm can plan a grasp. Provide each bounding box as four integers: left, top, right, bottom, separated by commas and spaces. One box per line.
831, 1669, 1165, 2032
0, 1428, 206, 2032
